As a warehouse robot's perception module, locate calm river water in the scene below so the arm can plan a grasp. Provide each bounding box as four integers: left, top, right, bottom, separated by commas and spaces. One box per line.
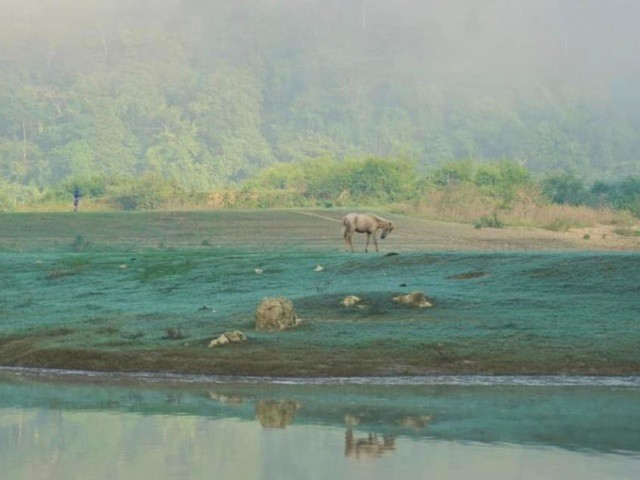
1, 370, 639, 480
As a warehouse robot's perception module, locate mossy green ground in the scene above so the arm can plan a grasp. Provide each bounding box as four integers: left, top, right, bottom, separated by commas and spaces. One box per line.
1, 211, 638, 376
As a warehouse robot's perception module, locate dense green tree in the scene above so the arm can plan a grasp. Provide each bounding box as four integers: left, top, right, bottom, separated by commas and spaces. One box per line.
191, 67, 274, 183
343, 157, 418, 202
430, 160, 475, 186
591, 176, 640, 216
541, 172, 588, 206
249, 162, 306, 191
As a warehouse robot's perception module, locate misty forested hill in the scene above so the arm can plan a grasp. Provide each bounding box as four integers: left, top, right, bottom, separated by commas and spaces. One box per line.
1, 0, 639, 193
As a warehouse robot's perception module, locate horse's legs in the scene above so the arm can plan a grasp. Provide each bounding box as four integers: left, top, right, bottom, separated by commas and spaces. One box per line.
365, 232, 371, 252
344, 229, 354, 252
372, 232, 379, 252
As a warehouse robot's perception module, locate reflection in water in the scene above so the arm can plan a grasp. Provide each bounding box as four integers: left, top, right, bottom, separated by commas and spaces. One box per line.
396, 414, 433, 430
341, 413, 430, 460
2, 407, 638, 480
1, 374, 640, 453
255, 399, 301, 428
1, 373, 640, 479
345, 429, 396, 460
208, 390, 245, 405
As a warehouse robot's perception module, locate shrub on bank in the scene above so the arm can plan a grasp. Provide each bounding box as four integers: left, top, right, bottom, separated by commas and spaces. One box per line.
3, 157, 639, 228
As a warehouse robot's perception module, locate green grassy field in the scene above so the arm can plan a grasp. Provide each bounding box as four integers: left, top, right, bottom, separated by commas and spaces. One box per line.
1, 210, 638, 376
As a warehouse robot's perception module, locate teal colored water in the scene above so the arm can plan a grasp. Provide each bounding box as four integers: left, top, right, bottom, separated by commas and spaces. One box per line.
1, 250, 638, 368
0, 374, 638, 479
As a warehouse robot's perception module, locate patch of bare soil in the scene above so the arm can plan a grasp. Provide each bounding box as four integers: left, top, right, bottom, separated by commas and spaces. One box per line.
292, 210, 639, 252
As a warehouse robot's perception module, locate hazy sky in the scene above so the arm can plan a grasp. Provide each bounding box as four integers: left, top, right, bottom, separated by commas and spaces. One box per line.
2, 0, 639, 98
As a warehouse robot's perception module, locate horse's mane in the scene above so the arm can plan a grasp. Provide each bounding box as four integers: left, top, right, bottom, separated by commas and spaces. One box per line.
367, 213, 391, 226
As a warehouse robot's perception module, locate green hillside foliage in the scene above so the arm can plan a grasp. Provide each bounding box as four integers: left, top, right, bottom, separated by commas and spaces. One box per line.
0, 0, 639, 205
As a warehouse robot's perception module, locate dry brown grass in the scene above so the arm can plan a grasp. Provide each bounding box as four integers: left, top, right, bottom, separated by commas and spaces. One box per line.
511, 203, 627, 230
401, 184, 633, 231
408, 184, 500, 223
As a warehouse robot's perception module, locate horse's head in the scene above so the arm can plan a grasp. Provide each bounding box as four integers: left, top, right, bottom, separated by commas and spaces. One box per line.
381, 222, 395, 239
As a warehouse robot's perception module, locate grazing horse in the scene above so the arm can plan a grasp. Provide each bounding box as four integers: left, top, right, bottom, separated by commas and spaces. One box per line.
342, 213, 395, 252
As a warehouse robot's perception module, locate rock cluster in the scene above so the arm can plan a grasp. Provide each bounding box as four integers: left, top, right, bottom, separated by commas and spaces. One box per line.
208, 330, 247, 348
392, 291, 433, 308
341, 292, 434, 309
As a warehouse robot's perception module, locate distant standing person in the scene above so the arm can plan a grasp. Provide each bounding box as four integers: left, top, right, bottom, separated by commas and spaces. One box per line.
73, 186, 81, 212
